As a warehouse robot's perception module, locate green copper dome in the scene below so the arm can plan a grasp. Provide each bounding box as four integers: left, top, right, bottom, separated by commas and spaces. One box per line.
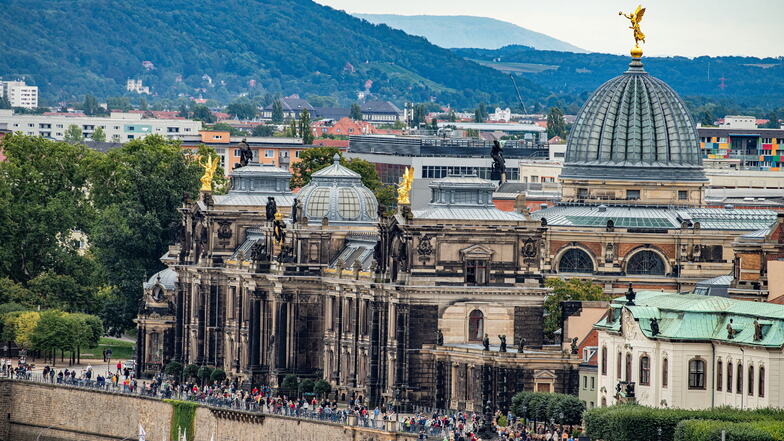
562, 59, 706, 182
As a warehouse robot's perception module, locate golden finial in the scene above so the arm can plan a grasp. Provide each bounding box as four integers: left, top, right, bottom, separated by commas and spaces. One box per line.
396, 167, 415, 205
274, 210, 283, 221
619, 4, 646, 58
197, 154, 220, 192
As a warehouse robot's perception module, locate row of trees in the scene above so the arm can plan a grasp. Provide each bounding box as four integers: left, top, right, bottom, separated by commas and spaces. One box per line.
0, 306, 103, 366
511, 391, 585, 427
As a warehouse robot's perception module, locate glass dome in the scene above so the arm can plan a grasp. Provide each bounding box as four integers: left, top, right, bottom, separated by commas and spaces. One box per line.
297, 154, 379, 224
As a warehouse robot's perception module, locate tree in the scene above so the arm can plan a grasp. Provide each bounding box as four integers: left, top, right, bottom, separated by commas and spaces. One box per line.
88, 135, 203, 331
210, 368, 226, 384
0, 135, 94, 284
91, 126, 106, 142
281, 374, 299, 397
30, 309, 69, 366
177, 104, 189, 118
314, 379, 331, 398
547, 107, 567, 139
411, 104, 427, 127
762, 109, 782, 128
430, 117, 439, 131
138, 97, 148, 111
271, 99, 284, 124
0, 278, 32, 304
165, 360, 183, 380
299, 108, 314, 144
197, 365, 213, 385
182, 364, 199, 381
208, 122, 244, 136
543, 278, 609, 341
106, 97, 132, 112
252, 124, 275, 137
191, 104, 216, 123
447, 109, 457, 122
82, 95, 102, 116
26, 271, 95, 312
226, 100, 257, 120
350, 103, 363, 120
2, 310, 39, 350
299, 378, 315, 394
64, 124, 84, 142
287, 117, 298, 138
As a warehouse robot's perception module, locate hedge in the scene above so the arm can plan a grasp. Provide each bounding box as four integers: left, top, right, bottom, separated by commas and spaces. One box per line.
166, 400, 197, 441
584, 405, 784, 441
511, 391, 585, 426
675, 420, 783, 441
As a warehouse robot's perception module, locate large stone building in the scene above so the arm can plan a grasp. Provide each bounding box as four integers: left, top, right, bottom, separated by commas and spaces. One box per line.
137, 155, 578, 412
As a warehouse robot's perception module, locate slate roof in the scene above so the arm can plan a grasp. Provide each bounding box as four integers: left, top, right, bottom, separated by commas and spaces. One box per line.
595, 291, 784, 348
360, 100, 402, 114
330, 232, 377, 271
230, 228, 265, 261
533, 204, 777, 231
413, 207, 529, 221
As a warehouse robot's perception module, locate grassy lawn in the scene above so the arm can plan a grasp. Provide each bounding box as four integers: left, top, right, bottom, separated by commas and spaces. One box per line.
66, 337, 135, 360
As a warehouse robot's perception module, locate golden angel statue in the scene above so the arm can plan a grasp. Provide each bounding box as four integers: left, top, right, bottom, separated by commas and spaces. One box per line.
619, 5, 646, 55
197, 154, 220, 192
396, 167, 415, 205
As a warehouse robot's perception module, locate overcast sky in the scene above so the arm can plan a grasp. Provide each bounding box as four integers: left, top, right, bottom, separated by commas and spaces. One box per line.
316, 0, 782, 58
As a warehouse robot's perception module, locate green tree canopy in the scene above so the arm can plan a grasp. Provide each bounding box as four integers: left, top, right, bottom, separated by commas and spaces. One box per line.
87, 135, 202, 330
271, 100, 284, 124
251, 124, 275, 137
82, 95, 102, 116
1, 310, 39, 349
106, 97, 132, 112
91, 126, 107, 142
544, 278, 609, 341
191, 104, 216, 123
226, 100, 257, 120
64, 124, 84, 142
547, 106, 567, 139
299, 108, 314, 144
350, 103, 363, 120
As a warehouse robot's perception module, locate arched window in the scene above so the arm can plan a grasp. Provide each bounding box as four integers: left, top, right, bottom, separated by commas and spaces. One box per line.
616, 351, 622, 379
468, 309, 484, 342
601, 397, 607, 407
736, 363, 743, 394
625, 353, 632, 382
639, 356, 650, 385
601, 347, 607, 375
626, 250, 666, 275
748, 365, 754, 396
727, 362, 733, 393
688, 358, 705, 389
716, 360, 723, 391
558, 248, 594, 273
759, 367, 765, 398
662, 358, 669, 388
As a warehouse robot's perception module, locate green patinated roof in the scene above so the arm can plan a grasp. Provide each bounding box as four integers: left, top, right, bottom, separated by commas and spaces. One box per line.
595, 291, 784, 348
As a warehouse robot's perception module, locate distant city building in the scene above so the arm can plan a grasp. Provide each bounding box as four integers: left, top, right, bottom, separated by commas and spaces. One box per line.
311, 117, 374, 137
260, 97, 315, 120
489, 107, 512, 122
347, 135, 548, 208
437, 122, 547, 142
359, 100, 403, 124
0, 109, 200, 141
126, 79, 151, 94
698, 126, 784, 171
1, 80, 38, 109
718, 115, 759, 129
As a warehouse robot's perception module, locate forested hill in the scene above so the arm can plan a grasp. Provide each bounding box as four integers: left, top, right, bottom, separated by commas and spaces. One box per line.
453, 46, 784, 111
0, 0, 543, 107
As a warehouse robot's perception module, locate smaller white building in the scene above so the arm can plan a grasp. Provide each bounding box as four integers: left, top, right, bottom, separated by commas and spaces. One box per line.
1, 81, 38, 109
126, 79, 151, 95
490, 107, 512, 122
720, 116, 758, 129
0, 109, 201, 141
596, 290, 784, 410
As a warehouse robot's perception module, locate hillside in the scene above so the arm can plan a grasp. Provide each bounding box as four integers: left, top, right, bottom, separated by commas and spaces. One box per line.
355, 14, 585, 53
453, 46, 784, 111
0, 0, 544, 107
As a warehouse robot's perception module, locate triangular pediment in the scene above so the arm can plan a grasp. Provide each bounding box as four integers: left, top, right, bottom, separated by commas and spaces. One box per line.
533, 369, 556, 380
459, 244, 494, 259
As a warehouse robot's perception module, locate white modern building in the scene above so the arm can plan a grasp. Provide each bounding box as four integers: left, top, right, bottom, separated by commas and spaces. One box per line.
595, 290, 784, 410
1, 81, 38, 109
0, 110, 202, 141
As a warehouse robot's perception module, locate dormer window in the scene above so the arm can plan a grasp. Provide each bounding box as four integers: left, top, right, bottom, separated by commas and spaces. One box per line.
465, 260, 488, 285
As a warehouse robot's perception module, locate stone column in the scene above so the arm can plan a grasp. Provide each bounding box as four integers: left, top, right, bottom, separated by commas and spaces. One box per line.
174, 284, 184, 362
367, 300, 382, 407
248, 297, 261, 371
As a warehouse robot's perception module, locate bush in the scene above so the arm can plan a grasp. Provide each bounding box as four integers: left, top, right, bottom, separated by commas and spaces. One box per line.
314, 379, 331, 398
182, 364, 199, 381
675, 420, 778, 441
511, 391, 584, 426
281, 374, 299, 397
210, 368, 226, 384
299, 378, 315, 394
165, 361, 183, 380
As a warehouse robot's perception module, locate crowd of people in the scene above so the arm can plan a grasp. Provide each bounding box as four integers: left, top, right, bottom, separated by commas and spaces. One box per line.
5, 357, 583, 440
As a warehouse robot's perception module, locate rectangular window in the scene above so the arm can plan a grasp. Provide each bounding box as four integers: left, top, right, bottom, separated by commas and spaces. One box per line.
639, 356, 650, 385
616, 352, 622, 379
265, 150, 273, 158
662, 358, 668, 388
601, 348, 607, 376
583, 376, 587, 389
678, 190, 688, 200
716, 360, 722, 391
578, 188, 588, 200
465, 260, 488, 285
626, 189, 641, 200
689, 359, 705, 389
759, 367, 765, 397
590, 376, 595, 390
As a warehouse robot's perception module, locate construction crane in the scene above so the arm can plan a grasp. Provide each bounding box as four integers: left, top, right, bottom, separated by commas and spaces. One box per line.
510, 74, 528, 115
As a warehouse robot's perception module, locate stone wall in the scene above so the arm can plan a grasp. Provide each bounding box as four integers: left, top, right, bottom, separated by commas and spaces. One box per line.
0, 380, 416, 441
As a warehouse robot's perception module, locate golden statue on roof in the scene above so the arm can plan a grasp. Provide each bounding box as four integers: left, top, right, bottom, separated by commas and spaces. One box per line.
396, 167, 415, 205
197, 154, 220, 192
619, 4, 646, 57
